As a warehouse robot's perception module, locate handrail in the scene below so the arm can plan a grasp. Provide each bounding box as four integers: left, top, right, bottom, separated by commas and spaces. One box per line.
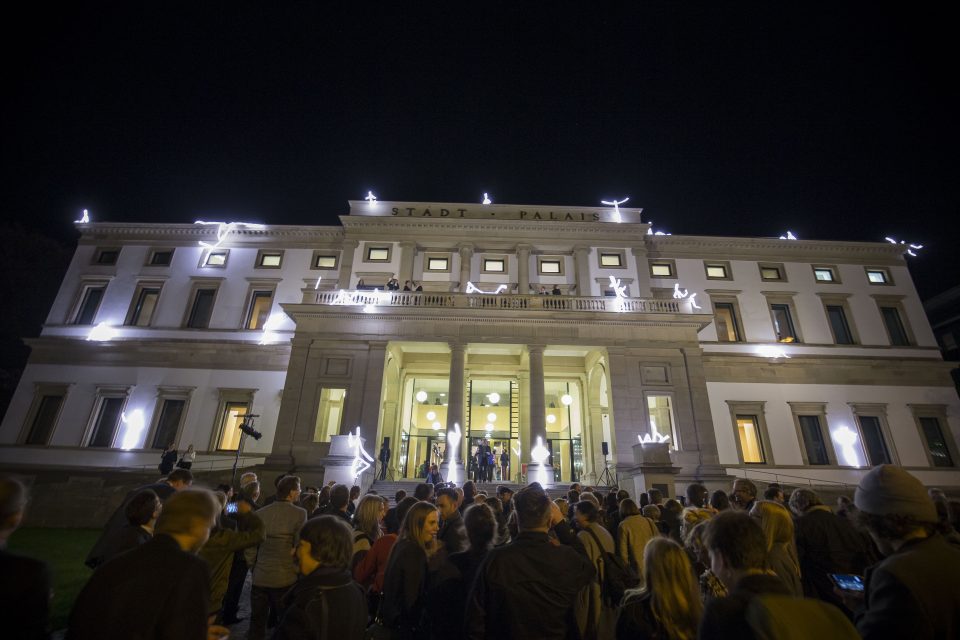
730, 467, 856, 489
128, 454, 266, 474
304, 289, 693, 315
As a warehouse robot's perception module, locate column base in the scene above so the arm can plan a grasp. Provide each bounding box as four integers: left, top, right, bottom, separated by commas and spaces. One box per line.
528, 464, 555, 488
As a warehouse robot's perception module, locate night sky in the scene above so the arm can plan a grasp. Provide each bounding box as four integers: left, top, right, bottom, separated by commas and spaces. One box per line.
4, 4, 958, 299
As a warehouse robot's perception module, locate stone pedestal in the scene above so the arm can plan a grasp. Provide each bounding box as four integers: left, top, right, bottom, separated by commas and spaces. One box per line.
318, 434, 368, 488
623, 442, 683, 499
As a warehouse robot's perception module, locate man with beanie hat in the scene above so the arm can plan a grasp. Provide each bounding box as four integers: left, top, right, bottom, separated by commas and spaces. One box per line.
849, 465, 960, 640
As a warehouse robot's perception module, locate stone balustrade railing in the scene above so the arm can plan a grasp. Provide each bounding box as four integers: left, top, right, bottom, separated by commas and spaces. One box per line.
302, 289, 692, 314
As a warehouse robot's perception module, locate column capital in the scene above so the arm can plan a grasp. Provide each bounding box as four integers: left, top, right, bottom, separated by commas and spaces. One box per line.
629, 246, 648, 257
448, 341, 467, 354
526, 344, 546, 356
457, 243, 475, 256
515, 243, 534, 254
398, 240, 417, 249
340, 239, 359, 249
572, 245, 592, 255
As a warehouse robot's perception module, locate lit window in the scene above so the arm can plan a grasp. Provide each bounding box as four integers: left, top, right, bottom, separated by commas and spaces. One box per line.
736, 415, 766, 463
539, 260, 561, 274
149, 249, 174, 266
95, 249, 119, 265
706, 264, 728, 279
714, 302, 743, 342
483, 258, 505, 272
650, 263, 673, 277
867, 269, 889, 284
314, 254, 337, 269
647, 395, 677, 445
204, 250, 228, 267
771, 304, 799, 342
73, 285, 106, 325
813, 267, 835, 282
88, 396, 126, 448
245, 290, 274, 330
127, 285, 161, 327
217, 402, 250, 451
427, 257, 449, 271
314, 388, 346, 442
760, 266, 782, 280
600, 253, 623, 267
186, 288, 217, 328
256, 251, 282, 268
367, 247, 390, 261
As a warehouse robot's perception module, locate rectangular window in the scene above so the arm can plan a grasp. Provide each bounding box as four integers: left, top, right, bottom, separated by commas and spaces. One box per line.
483, 258, 505, 273
866, 269, 889, 284
217, 401, 250, 451
94, 248, 120, 265
650, 263, 673, 277
714, 302, 743, 342
647, 395, 677, 446
186, 288, 217, 328
151, 399, 186, 449
919, 417, 954, 467
600, 253, 623, 267
858, 416, 891, 465
706, 264, 729, 279
880, 306, 910, 346
798, 415, 830, 465
127, 286, 161, 327
826, 305, 855, 345
314, 388, 346, 442
149, 249, 174, 266
759, 265, 784, 281
25, 394, 64, 445
74, 285, 106, 325
813, 267, 836, 282
245, 290, 274, 330
313, 254, 338, 269
366, 247, 390, 261
539, 259, 562, 274
203, 250, 228, 267
427, 257, 449, 271
736, 415, 766, 463
256, 251, 283, 268
771, 304, 799, 342
88, 397, 125, 447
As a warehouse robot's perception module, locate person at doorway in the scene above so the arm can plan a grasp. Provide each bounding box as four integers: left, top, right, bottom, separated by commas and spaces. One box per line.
425, 464, 443, 485
477, 442, 490, 483
378, 439, 391, 481
499, 448, 510, 482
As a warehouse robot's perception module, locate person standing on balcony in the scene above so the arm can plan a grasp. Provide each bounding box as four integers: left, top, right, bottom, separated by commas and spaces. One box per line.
177, 444, 195, 470
159, 442, 178, 475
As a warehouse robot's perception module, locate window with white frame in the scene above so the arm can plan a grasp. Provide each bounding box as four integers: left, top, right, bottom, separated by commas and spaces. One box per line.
20, 384, 69, 445
150, 394, 189, 449
86, 389, 129, 448
256, 250, 283, 268
865, 267, 892, 285
537, 257, 563, 275
244, 288, 274, 330
704, 261, 732, 280
184, 284, 219, 328
482, 257, 506, 273
126, 283, 162, 327
148, 249, 174, 266
72, 282, 108, 325
599, 251, 625, 268
213, 390, 255, 451
649, 261, 675, 277
812, 265, 839, 283
202, 249, 229, 268
726, 400, 771, 464
93, 248, 120, 265
646, 395, 678, 446
314, 387, 347, 442
311, 252, 339, 270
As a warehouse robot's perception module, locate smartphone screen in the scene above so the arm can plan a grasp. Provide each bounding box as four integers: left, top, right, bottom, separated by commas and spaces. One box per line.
225, 502, 239, 514
829, 573, 864, 592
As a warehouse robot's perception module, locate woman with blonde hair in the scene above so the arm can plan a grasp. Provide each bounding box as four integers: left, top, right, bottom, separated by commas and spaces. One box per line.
379, 501, 440, 638
352, 494, 386, 563
749, 499, 802, 596
617, 537, 702, 640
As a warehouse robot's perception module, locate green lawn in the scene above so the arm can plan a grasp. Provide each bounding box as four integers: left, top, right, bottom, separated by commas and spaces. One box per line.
8, 527, 99, 631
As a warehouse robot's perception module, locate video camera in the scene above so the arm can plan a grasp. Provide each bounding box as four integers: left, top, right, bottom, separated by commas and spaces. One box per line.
238, 415, 262, 440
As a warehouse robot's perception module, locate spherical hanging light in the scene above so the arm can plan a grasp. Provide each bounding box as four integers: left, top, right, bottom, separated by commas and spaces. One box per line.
546, 414, 557, 424
560, 394, 573, 406
432, 421, 442, 430
487, 392, 500, 404
415, 390, 428, 403
487, 412, 497, 422
426, 411, 437, 421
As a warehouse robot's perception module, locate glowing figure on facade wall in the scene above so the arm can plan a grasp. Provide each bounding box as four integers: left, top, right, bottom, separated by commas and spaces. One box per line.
672, 283, 703, 310
365, 191, 377, 204
87, 323, 117, 342
194, 220, 266, 249
756, 345, 791, 359
348, 427, 374, 481
120, 409, 146, 450
832, 426, 862, 467
638, 424, 670, 445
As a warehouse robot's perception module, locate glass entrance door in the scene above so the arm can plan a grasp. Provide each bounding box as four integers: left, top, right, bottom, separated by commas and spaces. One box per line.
400, 434, 446, 479
468, 437, 513, 483
547, 437, 583, 483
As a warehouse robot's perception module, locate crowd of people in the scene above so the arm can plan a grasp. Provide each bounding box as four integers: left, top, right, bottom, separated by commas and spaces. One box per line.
2, 464, 959, 639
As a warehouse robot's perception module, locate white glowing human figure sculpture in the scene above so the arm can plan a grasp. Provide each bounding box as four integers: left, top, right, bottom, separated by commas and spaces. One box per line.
756, 345, 791, 359
75, 209, 90, 224
465, 282, 507, 295
482, 193, 492, 205
314, 276, 322, 290
258, 313, 286, 345
884, 236, 923, 257
672, 283, 703, 310
120, 409, 146, 450
87, 323, 117, 342
608, 275, 627, 311
832, 426, 862, 467
194, 220, 266, 249
446, 423, 462, 484
638, 422, 670, 445
531, 436, 550, 466
779, 231, 797, 240
601, 197, 629, 223
365, 191, 377, 203
348, 427, 375, 481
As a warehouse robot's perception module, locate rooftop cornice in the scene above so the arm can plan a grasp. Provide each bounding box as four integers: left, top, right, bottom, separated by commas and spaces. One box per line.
646, 234, 906, 264
338, 215, 652, 242
77, 222, 344, 246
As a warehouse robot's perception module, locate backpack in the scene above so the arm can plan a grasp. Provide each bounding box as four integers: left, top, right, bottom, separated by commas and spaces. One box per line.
298, 582, 364, 640
584, 526, 641, 606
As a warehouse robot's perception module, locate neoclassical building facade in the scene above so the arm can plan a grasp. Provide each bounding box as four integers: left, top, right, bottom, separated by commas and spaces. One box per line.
2, 200, 958, 493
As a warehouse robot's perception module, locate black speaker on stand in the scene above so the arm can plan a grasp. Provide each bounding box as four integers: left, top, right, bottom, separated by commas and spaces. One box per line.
598, 441, 615, 487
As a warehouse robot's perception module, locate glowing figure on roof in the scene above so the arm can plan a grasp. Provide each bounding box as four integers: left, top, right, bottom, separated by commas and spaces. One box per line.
779, 231, 797, 240
884, 236, 923, 257
75, 209, 90, 224
482, 193, 492, 205
365, 191, 377, 203
348, 427, 374, 481
601, 197, 629, 223
194, 221, 266, 249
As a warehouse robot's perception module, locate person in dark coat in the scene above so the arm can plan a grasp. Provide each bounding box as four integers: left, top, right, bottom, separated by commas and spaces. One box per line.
159, 443, 178, 475
85, 489, 160, 569
380, 501, 441, 639
0, 475, 52, 640
436, 487, 467, 554
844, 465, 960, 640
67, 489, 225, 640
273, 515, 367, 640
85, 468, 192, 568
788, 488, 875, 609
465, 485, 595, 639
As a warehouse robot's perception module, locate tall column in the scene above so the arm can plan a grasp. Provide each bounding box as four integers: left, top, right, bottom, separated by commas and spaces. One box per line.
631, 246, 653, 298
398, 241, 416, 285
356, 341, 388, 437
442, 342, 467, 481
527, 344, 554, 485
516, 244, 532, 294
457, 244, 474, 292
337, 240, 359, 289
573, 245, 592, 296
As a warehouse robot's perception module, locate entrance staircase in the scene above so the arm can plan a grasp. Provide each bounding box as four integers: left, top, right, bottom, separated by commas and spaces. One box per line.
371, 479, 572, 504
